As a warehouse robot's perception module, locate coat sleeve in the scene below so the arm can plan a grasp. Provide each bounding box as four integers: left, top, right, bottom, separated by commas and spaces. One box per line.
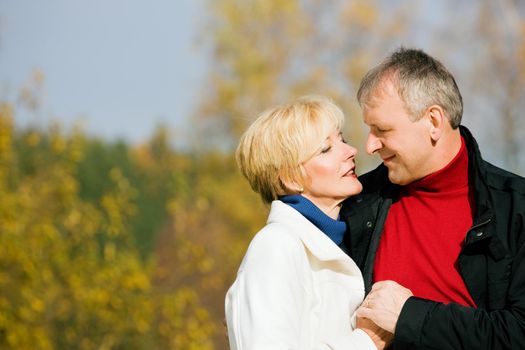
394, 240, 525, 350
225, 226, 377, 350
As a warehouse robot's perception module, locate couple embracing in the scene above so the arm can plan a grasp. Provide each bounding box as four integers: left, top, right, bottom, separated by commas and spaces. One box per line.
225, 48, 525, 350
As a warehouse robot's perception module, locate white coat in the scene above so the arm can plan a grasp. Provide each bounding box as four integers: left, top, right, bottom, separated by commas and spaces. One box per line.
225, 200, 376, 349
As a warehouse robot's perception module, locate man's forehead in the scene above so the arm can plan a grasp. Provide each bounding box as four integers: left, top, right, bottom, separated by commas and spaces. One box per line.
362, 107, 382, 125
373, 76, 398, 99
362, 77, 397, 108
361, 73, 404, 124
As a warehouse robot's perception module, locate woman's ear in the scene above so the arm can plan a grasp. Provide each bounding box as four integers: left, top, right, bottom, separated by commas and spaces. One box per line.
427, 105, 446, 142
279, 175, 303, 194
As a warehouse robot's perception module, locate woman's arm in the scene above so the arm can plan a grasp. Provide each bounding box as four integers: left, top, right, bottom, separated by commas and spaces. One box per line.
225, 227, 378, 350
226, 228, 311, 349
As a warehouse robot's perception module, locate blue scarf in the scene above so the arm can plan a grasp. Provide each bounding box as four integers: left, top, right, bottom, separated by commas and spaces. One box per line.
280, 195, 347, 245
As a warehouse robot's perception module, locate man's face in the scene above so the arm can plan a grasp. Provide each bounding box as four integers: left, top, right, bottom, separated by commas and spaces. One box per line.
363, 80, 434, 185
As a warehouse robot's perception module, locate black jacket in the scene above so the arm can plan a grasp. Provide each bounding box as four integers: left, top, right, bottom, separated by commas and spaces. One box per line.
341, 126, 525, 349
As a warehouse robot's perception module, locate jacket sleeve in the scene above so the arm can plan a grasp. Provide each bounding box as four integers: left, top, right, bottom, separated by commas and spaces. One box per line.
394, 241, 525, 350
225, 226, 377, 350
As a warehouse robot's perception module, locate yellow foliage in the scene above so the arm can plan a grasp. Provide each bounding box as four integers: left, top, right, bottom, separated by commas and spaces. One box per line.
155, 288, 216, 350
0, 101, 216, 349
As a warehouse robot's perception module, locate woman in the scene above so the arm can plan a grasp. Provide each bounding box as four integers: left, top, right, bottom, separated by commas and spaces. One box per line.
225, 96, 391, 349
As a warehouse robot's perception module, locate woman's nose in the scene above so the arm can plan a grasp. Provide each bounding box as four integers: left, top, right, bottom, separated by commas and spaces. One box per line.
343, 142, 358, 159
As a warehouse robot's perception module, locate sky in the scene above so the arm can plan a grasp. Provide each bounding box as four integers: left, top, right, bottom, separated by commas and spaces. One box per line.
1, 1, 523, 173
0, 0, 207, 144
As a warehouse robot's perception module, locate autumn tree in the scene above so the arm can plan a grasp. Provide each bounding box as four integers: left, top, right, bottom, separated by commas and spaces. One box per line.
471, 0, 525, 174
196, 0, 407, 166
0, 75, 215, 349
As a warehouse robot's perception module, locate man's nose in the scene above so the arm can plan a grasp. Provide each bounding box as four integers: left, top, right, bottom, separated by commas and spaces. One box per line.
366, 133, 382, 155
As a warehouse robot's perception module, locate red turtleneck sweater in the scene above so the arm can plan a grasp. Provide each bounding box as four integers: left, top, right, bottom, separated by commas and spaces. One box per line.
373, 137, 476, 307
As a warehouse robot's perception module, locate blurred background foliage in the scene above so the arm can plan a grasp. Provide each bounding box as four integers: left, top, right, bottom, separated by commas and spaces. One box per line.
2, 0, 525, 349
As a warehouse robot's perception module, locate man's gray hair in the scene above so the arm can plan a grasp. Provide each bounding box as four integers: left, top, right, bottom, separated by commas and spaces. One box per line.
357, 47, 463, 128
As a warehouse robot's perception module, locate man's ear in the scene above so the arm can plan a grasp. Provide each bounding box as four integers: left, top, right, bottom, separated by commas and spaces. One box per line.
427, 105, 447, 142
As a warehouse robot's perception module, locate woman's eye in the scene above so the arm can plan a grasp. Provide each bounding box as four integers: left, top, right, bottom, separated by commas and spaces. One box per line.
321, 146, 331, 154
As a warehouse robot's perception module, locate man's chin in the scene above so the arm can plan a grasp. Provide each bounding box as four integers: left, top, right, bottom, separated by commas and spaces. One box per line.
387, 170, 408, 185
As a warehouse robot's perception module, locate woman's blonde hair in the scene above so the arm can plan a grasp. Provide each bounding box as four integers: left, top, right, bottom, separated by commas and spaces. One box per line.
236, 95, 344, 204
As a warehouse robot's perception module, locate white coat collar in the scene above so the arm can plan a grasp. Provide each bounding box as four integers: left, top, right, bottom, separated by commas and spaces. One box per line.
267, 200, 361, 275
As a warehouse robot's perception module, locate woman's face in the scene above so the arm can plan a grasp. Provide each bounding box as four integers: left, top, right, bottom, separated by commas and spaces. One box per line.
301, 129, 362, 216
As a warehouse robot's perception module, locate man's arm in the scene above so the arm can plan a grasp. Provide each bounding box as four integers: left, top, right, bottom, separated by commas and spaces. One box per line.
357, 249, 525, 350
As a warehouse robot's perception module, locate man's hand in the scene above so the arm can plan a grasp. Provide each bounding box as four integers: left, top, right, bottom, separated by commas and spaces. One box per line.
357, 280, 413, 333
357, 316, 393, 350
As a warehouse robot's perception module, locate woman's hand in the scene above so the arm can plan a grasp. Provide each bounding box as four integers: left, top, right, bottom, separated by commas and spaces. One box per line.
356, 316, 393, 350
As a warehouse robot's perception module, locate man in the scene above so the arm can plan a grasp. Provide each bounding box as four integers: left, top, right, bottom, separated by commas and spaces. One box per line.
340, 47, 525, 349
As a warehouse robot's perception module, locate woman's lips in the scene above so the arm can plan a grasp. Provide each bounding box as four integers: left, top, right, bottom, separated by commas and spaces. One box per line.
343, 167, 356, 177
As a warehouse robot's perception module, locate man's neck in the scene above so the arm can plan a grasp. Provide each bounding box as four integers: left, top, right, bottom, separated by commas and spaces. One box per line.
428, 129, 462, 175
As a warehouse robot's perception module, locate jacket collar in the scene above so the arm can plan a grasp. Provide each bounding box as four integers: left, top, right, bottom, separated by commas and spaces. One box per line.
459, 125, 492, 222
268, 200, 362, 275
458, 126, 497, 249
